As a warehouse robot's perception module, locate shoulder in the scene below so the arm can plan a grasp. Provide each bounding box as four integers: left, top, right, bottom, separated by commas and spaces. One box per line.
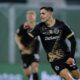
56, 19, 65, 25
36, 22, 46, 27
56, 19, 69, 29
20, 22, 30, 30
16, 24, 25, 34
16, 24, 23, 30
19, 24, 24, 29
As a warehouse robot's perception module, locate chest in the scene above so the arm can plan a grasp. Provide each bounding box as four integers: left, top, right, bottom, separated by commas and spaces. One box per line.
40, 26, 63, 40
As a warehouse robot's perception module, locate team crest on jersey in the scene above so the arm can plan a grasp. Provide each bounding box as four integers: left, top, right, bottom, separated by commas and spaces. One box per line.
53, 28, 60, 34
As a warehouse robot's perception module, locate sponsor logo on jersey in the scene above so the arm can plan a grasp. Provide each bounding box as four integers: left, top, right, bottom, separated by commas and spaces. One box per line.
45, 36, 60, 40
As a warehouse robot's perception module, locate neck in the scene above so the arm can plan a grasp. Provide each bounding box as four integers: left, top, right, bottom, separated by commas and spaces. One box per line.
45, 17, 56, 27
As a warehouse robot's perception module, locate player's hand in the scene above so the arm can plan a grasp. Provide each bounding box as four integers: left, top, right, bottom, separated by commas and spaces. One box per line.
24, 22, 30, 29
19, 44, 32, 54
66, 57, 75, 65
21, 46, 32, 55
18, 44, 25, 50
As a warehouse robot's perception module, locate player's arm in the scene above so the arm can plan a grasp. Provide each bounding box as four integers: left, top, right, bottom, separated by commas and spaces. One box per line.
67, 34, 76, 58
64, 23, 76, 58
63, 23, 76, 65
15, 25, 25, 50
28, 24, 40, 38
15, 33, 25, 50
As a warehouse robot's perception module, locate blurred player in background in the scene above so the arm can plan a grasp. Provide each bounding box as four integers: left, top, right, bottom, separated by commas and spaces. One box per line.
28, 7, 80, 80
15, 10, 40, 80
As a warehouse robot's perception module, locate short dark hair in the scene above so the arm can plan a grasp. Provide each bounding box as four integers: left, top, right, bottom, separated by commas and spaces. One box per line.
40, 6, 53, 12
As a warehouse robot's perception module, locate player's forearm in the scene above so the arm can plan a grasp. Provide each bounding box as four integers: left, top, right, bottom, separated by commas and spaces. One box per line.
68, 35, 76, 58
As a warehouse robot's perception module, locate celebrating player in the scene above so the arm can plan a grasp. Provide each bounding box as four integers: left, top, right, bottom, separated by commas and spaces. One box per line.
28, 7, 80, 80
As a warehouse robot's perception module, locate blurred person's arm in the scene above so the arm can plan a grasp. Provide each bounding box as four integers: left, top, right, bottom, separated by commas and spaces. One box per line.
28, 24, 40, 38
15, 24, 25, 50
15, 34, 25, 50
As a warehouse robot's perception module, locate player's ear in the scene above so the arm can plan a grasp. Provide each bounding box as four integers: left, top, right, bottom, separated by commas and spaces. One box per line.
49, 11, 53, 16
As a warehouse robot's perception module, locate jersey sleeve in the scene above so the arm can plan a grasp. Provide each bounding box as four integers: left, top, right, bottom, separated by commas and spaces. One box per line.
63, 23, 76, 58
63, 23, 74, 39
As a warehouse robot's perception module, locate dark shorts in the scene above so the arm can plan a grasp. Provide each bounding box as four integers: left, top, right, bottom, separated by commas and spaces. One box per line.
50, 58, 78, 74
21, 54, 39, 69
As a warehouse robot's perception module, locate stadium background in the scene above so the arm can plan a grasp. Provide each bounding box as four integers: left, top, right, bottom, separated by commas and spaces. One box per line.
0, 0, 80, 80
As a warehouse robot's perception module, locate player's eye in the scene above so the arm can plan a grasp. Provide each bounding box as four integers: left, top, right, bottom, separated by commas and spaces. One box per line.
40, 12, 45, 15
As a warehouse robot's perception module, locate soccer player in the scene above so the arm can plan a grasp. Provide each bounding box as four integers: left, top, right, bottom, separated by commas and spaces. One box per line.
15, 10, 40, 80
28, 7, 80, 80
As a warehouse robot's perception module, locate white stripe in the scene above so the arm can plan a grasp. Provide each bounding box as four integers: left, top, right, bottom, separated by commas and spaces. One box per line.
67, 32, 74, 38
